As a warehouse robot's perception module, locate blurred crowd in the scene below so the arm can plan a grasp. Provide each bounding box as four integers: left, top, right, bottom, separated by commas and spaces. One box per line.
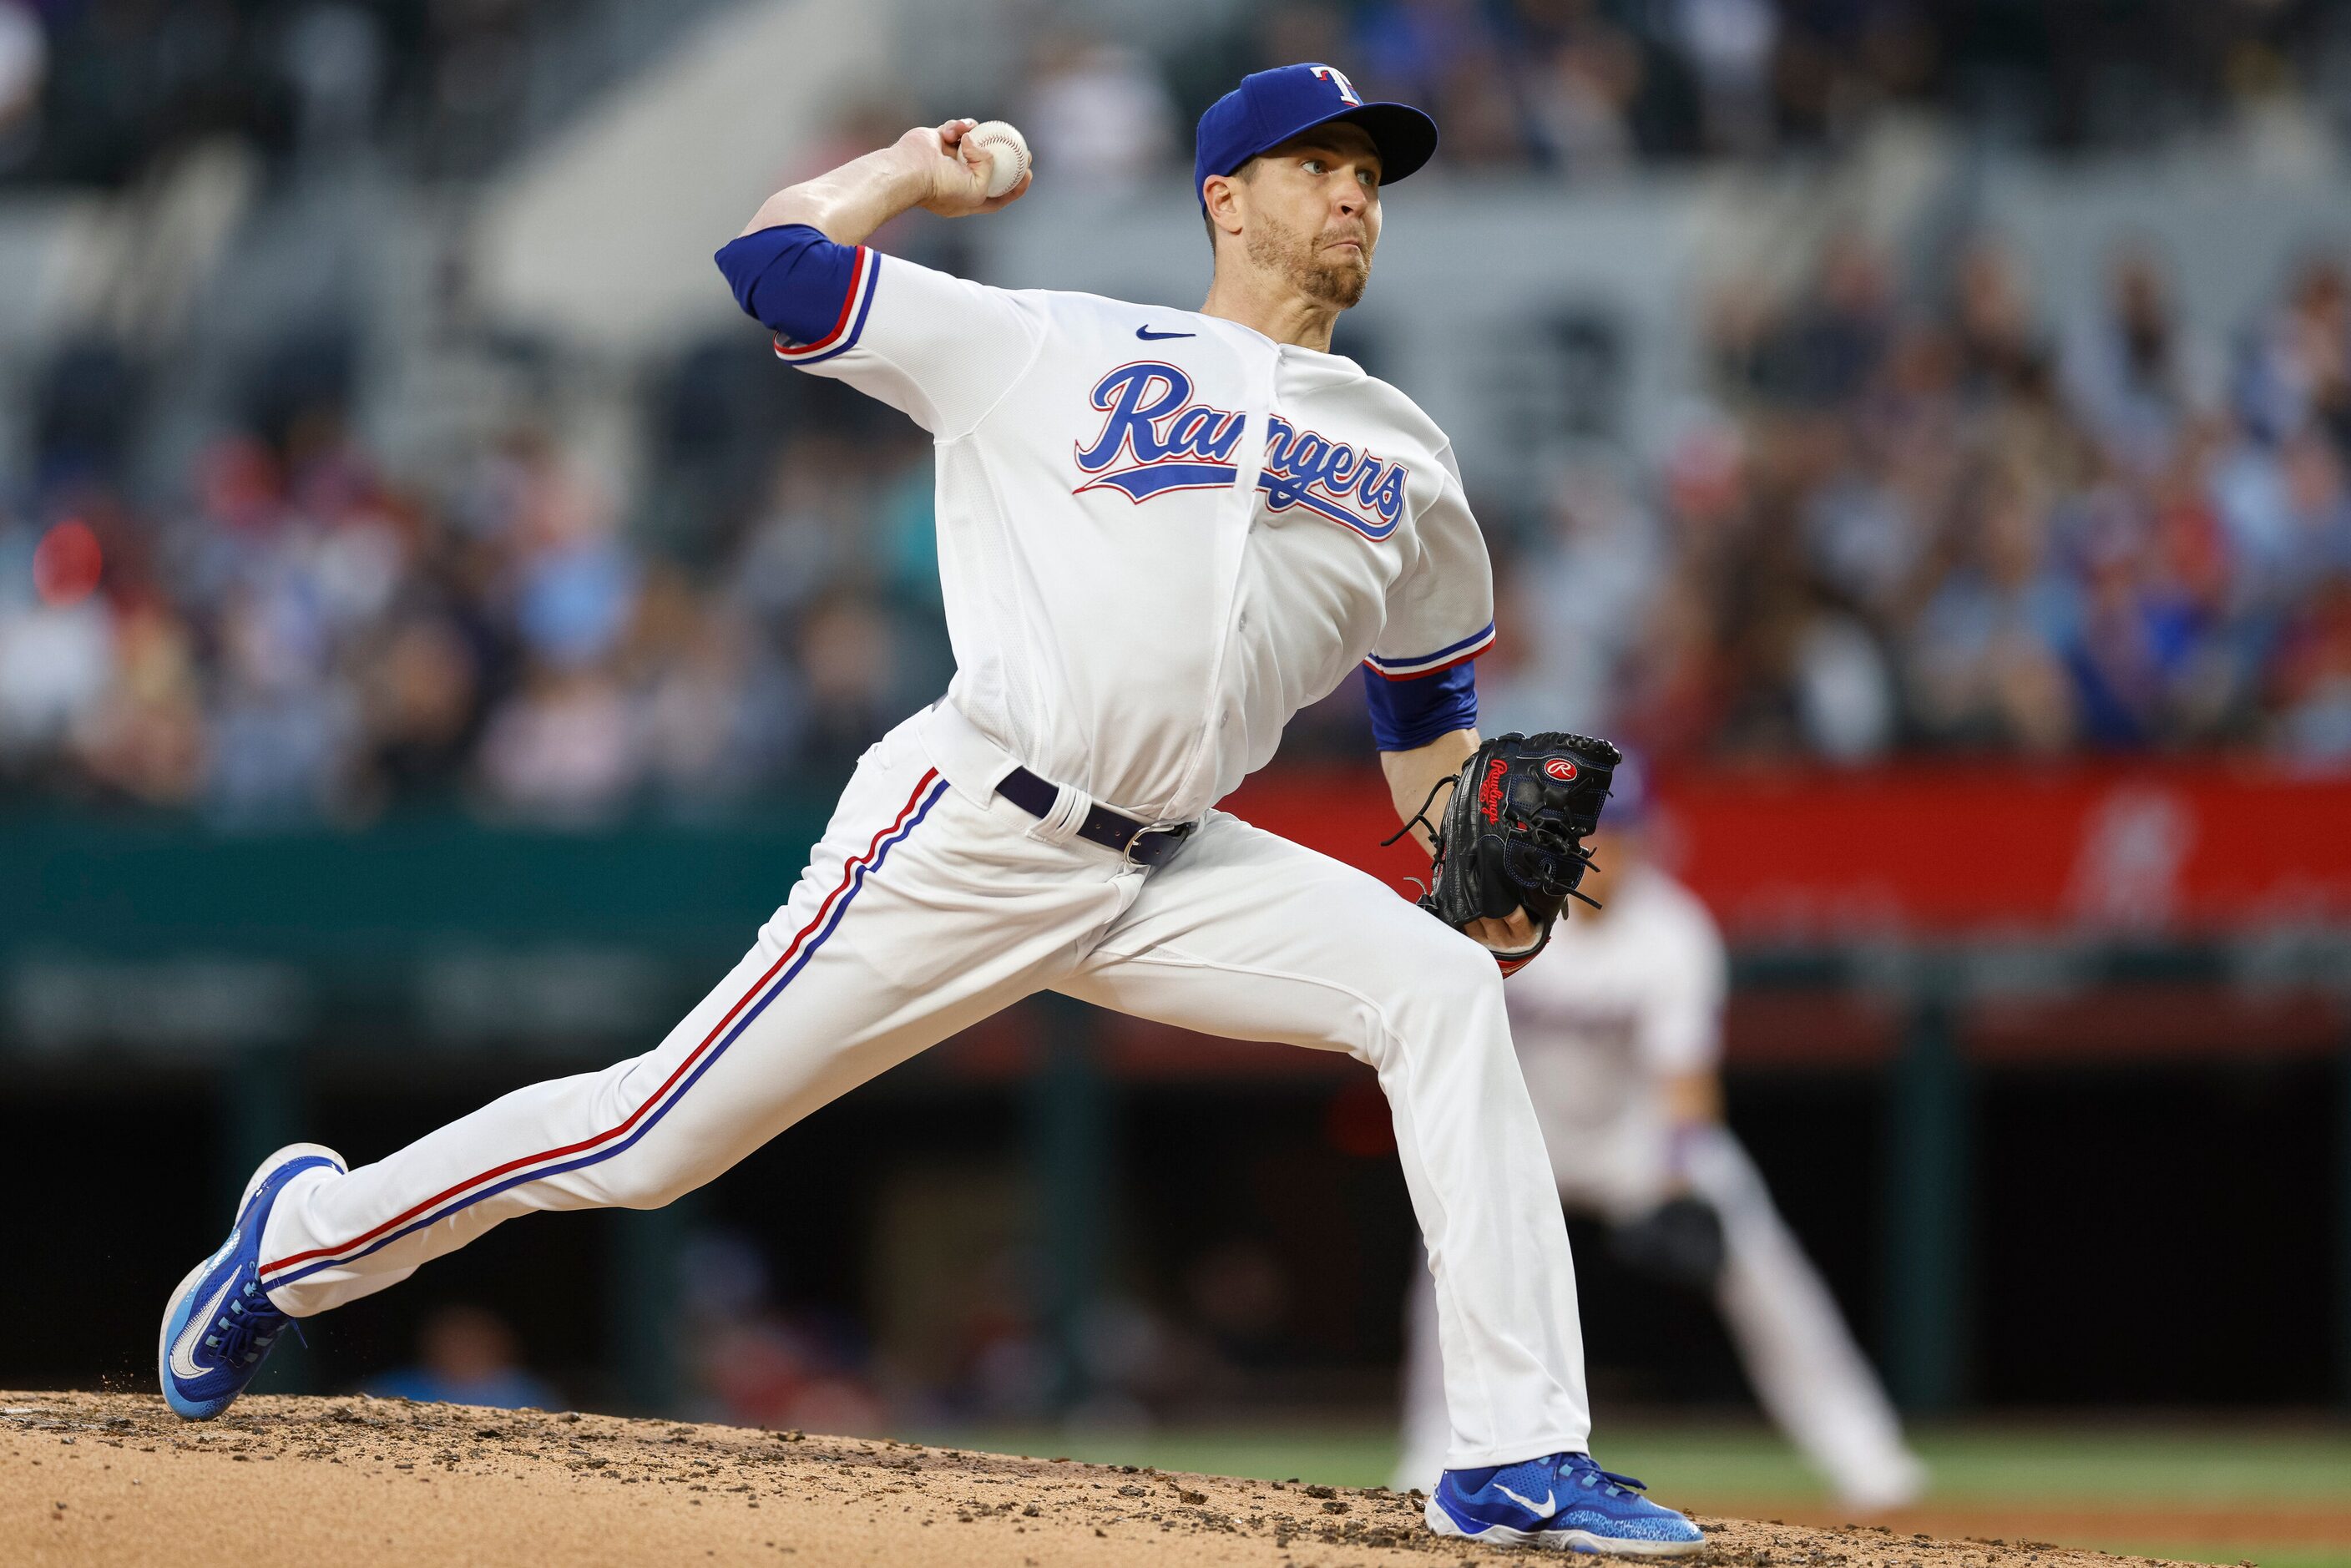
1019, 0, 2351, 193
1474, 236, 2351, 764
0, 358, 955, 821
8, 227, 2351, 824
8, 3, 2351, 823
0, 0, 599, 185
7, 2, 2349, 193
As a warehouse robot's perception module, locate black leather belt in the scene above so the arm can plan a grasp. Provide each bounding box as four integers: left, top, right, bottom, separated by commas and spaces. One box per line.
996, 766, 1196, 867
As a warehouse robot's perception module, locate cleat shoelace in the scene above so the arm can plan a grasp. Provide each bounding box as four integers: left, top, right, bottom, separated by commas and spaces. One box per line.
204, 1280, 289, 1371
1560, 1455, 1651, 1500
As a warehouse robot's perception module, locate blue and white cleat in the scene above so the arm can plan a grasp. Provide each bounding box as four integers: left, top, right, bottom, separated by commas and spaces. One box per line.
158, 1142, 344, 1420
1427, 1451, 1706, 1554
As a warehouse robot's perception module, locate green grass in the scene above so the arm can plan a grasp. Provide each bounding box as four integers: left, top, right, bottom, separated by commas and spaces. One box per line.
920, 1417, 2351, 1567
1609, 1420, 2351, 1505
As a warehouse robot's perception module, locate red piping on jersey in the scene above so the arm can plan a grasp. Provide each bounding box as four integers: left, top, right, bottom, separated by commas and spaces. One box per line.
1362, 627, 1497, 681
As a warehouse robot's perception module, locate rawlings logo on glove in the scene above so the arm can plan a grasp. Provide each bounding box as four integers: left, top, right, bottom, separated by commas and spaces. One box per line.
1392, 732, 1621, 974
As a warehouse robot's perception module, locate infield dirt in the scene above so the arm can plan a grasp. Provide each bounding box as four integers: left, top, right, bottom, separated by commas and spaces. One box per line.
3, 1392, 2220, 1568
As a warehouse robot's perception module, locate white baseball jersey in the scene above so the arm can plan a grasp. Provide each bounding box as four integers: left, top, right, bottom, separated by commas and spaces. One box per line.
1507, 864, 1727, 1212
780, 247, 1494, 822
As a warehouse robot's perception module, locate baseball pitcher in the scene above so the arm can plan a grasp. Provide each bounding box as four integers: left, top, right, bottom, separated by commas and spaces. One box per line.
1395, 774, 1928, 1511
160, 65, 1701, 1551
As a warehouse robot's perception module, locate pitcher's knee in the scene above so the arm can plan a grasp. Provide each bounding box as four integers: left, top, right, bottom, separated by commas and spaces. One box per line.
1416, 924, 1509, 1010
1358, 924, 1506, 1059
621, 1174, 699, 1211
579, 1158, 704, 1212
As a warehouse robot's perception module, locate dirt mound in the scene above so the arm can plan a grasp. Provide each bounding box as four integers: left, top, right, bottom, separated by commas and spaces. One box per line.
3, 1392, 2209, 1567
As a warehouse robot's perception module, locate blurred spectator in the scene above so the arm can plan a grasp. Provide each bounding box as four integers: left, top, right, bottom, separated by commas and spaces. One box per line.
0, 518, 111, 778
475, 660, 638, 823
632, 569, 786, 812
1767, 230, 1896, 408
1903, 458, 2077, 752
361, 605, 483, 803
0, 0, 44, 170
793, 594, 904, 780
1671, 0, 1777, 155
1482, 456, 1665, 737
365, 1302, 559, 1409
1950, 238, 2050, 403
2237, 257, 2351, 453
2061, 245, 2221, 476
205, 574, 361, 823
2273, 578, 2351, 757
281, 3, 385, 162
1523, 5, 1641, 177
70, 603, 210, 807
1792, 610, 1897, 762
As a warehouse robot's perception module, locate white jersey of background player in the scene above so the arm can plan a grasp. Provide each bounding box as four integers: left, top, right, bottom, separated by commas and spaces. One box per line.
1398, 774, 1928, 1511
159, 65, 1706, 1551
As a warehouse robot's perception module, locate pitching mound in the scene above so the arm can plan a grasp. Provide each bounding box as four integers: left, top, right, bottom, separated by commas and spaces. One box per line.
4, 1392, 2208, 1567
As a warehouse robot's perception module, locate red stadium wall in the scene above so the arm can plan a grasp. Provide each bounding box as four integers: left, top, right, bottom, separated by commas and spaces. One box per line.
1226, 759, 2351, 940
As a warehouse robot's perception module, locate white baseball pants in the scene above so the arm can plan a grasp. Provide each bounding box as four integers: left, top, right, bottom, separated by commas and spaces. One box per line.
1395, 1125, 1925, 1505
259, 702, 1591, 1469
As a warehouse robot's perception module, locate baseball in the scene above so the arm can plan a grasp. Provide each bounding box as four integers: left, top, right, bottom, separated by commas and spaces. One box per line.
964, 119, 1030, 199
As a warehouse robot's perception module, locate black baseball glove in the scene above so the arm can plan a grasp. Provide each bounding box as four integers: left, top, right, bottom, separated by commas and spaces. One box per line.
1610, 1194, 1727, 1292
1393, 731, 1621, 974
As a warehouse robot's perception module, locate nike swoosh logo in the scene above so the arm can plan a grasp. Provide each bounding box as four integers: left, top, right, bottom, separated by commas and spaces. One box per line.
1494, 1484, 1558, 1517
169, 1252, 241, 1380
1135, 326, 1195, 340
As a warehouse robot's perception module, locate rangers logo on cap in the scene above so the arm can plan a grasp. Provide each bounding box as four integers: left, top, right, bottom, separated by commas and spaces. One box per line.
1310, 65, 1363, 105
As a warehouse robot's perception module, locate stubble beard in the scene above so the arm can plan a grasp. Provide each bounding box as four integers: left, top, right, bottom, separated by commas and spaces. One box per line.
1248, 215, 1370, 309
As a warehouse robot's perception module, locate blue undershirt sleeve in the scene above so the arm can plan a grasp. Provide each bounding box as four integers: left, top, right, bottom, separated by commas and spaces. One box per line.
1363, 660, 1479, 751
713, 224, 862, 346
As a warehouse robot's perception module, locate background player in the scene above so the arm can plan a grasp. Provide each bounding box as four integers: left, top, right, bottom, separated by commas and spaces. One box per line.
159, 65, 1704, 1553
1397, 762, 1929, 1512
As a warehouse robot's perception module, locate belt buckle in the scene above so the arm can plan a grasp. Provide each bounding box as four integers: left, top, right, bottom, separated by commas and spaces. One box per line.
1123, 820, 1193, 867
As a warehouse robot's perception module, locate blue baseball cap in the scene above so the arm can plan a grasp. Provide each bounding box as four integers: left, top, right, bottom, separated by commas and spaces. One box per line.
1194, 63, 1438, 212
